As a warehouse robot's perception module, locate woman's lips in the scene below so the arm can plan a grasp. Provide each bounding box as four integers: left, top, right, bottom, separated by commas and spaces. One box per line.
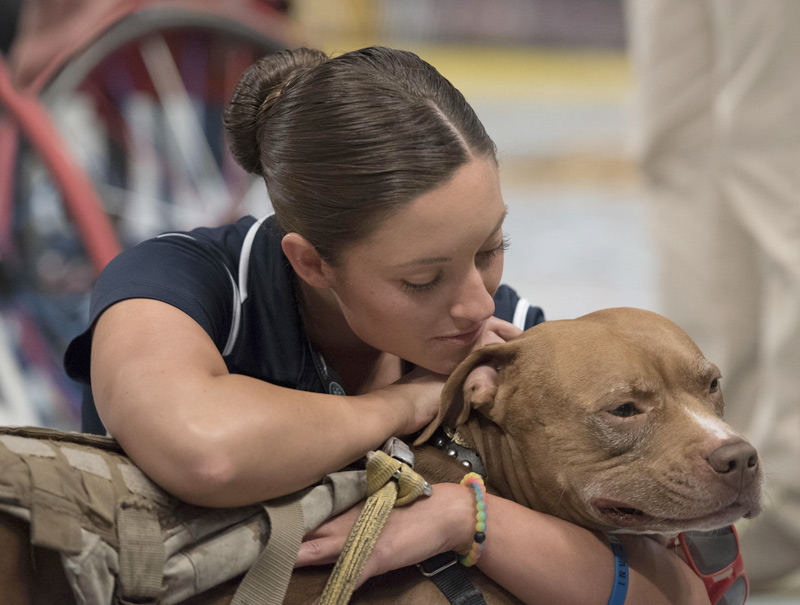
435, 325, 483, 346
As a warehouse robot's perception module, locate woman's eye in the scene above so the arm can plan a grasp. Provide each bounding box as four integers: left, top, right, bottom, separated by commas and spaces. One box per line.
401, 274, 442, 294
710, 378, 720, 393
476, 235, 510, 266
610, 403, 639, 418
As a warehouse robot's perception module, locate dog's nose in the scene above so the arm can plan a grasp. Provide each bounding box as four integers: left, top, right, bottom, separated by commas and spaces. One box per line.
708, 440, 759, 487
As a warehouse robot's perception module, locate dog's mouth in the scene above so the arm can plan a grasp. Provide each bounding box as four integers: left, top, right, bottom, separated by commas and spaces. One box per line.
594, 500, 655, 526
593, 498, 757, 532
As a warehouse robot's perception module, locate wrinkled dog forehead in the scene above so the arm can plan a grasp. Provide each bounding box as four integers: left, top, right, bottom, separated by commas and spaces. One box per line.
500, 314, 724, 436
419, 307, 719, 444
509, 322, 654, 393
520, 311, 713, 382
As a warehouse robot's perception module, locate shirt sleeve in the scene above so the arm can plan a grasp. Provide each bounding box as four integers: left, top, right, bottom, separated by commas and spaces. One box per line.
492, 284, 545, 330
63, 234, 236, 384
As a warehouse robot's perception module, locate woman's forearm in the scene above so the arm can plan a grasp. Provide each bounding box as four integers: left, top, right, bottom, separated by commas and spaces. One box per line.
477, 495, 710, 605
297, 483, 710, 604
105, 372, 417, 506
92, 299, 430, 507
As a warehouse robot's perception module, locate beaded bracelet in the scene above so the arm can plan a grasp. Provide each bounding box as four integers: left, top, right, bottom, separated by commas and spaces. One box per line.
459, 472, 487, 566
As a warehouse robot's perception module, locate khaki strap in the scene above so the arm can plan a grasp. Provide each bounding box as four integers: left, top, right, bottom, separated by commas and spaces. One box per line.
231, 497, 305, 605
24, 455, 83, 553
318, 451, 429, 605
116, 496, 165, 603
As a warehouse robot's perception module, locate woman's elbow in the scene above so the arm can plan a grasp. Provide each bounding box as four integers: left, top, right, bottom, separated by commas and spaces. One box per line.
164, 447, 242, 507
108, 411, 244, 507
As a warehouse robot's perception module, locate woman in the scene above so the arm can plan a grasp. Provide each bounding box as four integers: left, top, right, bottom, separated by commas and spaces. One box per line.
64, 46, 709, 603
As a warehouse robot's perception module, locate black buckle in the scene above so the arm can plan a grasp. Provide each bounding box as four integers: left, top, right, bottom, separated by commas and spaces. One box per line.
417, 552, 459, 577
416, 552, 488, 605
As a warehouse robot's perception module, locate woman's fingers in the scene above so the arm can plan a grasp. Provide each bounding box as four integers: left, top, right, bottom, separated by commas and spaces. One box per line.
478, 316, 523, 348
293, 483, 474, 587
392, 366, 447, 432
296, 506, 362, 567
487, 316, 523, 341
295, 537, 339, 567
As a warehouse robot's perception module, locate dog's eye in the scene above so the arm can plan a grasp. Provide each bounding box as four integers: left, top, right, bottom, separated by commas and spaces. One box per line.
610, 403, 639, 418
709, 378, 720, 393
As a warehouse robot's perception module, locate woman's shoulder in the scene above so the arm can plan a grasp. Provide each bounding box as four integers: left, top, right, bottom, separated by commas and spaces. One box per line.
493, 284, 545, 330
64, 215, 281, 385
171, 214, 273, 262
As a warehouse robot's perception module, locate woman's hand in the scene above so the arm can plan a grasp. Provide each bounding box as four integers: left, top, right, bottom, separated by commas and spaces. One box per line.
386, 317, 523, 436
388, 366, 448, 436
477, 316, 522, 348
296, 482, 474, 587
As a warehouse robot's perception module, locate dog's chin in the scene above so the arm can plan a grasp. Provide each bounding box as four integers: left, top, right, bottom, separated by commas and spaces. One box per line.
592, 498, 760, 534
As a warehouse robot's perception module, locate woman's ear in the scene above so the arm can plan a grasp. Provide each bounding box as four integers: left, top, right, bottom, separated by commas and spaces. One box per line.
281, 233, 336, 289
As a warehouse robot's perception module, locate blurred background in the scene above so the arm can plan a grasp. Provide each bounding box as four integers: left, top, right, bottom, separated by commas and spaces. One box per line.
0, 0, 797, 600
1, 0, 641, 430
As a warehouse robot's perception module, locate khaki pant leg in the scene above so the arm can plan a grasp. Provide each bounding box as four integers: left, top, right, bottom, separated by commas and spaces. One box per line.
624, 0, 763, 405
714, 0, 800, 482
627, 0, 800, 590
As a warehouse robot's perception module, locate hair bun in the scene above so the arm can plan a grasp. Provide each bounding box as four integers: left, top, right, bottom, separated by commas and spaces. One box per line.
223, 48, 328, 176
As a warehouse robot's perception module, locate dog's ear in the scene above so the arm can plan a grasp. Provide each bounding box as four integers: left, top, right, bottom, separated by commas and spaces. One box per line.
413, 342, 515, 446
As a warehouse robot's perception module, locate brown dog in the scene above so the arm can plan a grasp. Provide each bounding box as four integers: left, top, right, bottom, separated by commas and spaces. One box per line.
0, 307, 763, 603
414, 306, 763, 534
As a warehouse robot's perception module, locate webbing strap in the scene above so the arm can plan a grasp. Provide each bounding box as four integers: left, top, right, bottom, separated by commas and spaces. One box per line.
116, 496, 165, 603
318, 480, 397, 605
231, 497, 305, 605
24, 455, 83, 553
318, 450, 429, 605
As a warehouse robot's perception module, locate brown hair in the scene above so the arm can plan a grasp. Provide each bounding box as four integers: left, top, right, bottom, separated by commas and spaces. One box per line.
223, 46, 497, 263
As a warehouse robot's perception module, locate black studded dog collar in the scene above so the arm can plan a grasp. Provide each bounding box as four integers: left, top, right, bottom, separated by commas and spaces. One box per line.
431, 428, 486, 478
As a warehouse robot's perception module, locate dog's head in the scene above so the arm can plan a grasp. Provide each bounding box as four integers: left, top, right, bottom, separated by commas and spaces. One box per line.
415, 307, 763, 534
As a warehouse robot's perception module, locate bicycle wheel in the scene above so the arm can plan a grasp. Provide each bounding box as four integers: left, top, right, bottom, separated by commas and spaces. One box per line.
6, 6, 294, 428
2, 55, 117, 428
1, 125, 93, 429
35, 5, 293, 246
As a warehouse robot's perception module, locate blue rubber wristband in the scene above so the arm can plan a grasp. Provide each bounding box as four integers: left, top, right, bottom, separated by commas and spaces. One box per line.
607, 534, 629, 605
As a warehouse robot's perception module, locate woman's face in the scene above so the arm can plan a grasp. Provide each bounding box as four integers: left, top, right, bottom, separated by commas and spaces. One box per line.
328, 157, 507, 374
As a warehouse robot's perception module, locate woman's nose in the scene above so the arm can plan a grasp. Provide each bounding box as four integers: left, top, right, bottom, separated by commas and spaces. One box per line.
449, 268, 495, 323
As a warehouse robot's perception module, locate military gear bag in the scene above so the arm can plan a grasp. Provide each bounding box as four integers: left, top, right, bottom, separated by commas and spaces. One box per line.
0, 425, 367, 604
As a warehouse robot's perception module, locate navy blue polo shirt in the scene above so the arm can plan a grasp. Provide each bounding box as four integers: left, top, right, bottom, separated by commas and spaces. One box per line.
64, 215, 544, 434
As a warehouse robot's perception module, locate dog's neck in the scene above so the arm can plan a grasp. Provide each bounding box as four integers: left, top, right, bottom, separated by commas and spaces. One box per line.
417, 419, 584, 521
460, 419, 544, 512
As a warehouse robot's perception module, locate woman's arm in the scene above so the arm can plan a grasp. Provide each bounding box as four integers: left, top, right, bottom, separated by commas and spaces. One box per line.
297, 484, 711, 605
479, 494, 710, 604
90, 298, 442, 507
